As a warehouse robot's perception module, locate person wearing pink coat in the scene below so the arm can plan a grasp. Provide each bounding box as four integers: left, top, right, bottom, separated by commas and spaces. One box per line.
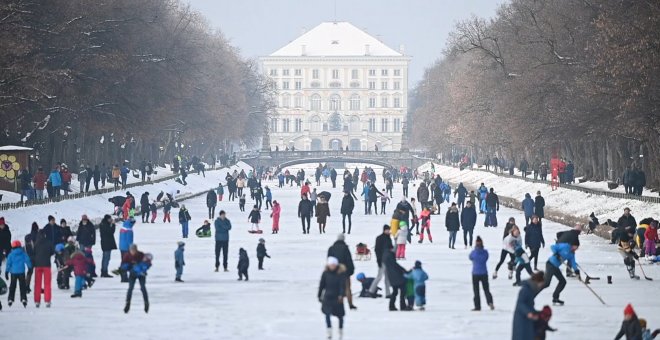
271, 201, 281, 234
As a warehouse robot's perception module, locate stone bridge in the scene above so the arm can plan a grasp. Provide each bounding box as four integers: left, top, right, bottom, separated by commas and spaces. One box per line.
241, 150, 429, 170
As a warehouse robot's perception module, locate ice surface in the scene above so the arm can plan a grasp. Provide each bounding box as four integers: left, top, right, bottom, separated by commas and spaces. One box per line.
1, 164, 658, 339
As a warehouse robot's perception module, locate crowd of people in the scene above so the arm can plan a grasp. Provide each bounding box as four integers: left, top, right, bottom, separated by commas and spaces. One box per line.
1, 159, 659, 340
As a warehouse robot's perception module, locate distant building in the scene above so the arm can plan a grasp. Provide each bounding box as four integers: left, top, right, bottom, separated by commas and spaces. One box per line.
260, 22, 411, 151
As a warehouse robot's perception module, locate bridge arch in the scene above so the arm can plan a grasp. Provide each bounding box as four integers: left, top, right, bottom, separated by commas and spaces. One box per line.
277, 157, 392, 170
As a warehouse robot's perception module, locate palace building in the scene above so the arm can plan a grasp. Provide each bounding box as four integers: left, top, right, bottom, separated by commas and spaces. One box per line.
260, 22, 410, 151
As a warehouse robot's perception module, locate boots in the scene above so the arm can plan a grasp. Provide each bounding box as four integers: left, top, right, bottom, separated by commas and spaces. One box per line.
124, 301, 130, 313
145, 302, 149, 313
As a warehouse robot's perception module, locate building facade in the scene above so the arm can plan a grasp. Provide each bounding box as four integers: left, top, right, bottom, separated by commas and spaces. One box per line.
260, 22, 410, 151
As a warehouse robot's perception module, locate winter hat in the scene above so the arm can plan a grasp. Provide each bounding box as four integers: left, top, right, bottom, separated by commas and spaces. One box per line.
414, 261, 422, 269
399, 221, 408, 227
177, 241, 185, 247
258, 238, 265, 243
383, 224, 391, 231
337, 233, 345, 241
624, 303, 635, 316
356, 273, 366, 281
540, 306, 552, 321
55, 243, 65, 253
48, 215, 55, 222
327, 256, 339, 266
536, 191, 541, 195
475, 236, 483, 247
11, 240, 21, 248
0, 217, 4, 225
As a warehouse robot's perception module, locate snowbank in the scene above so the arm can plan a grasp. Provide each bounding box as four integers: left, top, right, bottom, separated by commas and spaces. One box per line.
419, 162, 660, 226
0, 162, 252, 239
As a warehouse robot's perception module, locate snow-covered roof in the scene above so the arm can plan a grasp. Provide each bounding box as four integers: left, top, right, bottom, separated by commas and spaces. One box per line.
269, 22, 403, 57
0, 145, 33, 151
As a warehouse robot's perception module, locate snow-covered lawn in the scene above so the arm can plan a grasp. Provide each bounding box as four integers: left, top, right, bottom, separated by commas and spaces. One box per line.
2, 164, 658, 339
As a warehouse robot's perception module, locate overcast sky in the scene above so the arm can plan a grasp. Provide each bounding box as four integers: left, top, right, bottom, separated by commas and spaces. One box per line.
185, 0, 503, 85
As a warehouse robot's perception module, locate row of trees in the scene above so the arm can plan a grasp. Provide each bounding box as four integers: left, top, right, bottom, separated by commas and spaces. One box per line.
0, 0, 272, 169
411, 0, 659, 189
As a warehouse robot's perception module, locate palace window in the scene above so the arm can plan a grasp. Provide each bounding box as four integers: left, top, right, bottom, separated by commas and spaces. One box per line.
310, 94, 322, 110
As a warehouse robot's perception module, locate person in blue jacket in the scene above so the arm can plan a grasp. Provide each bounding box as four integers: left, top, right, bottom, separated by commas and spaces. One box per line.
469, 236, 494, 311
512, 271, 545, 340
120, 164, 130, 188
5, 240, 32, 307
214, 211, 232, 272
521, 193, 535, 226
48, 168, 62, 197
174, 241, 185, 282
264, 186, 273, 210
118, 217, 136, 282
524, 216, 545, 271
361, 182, 370, 215
544, 241, 580, 305
404, 260, 429, 310
461, 201, 477, 248
478, 184, 488, 213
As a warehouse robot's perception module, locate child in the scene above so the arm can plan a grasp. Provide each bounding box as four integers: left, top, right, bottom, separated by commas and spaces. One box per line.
163, 199, 172, 223
237, 248, 249, 281
535, 305, 556, 340
174, 241, 185, 282
410, 198, 420, 235
644, 220, 658, 259
54, 243, 70, 290
5, 240, 32, 307
395, 221, 408, 260
380, 190, 390, 215
356, 272, 380, 297
66, 249, 91, 298
196, 220, 212, 238
265, 186, 273, 210
418, 207, 433, 243
513, 245, 533, 286
256, 238, 270, 270
83, 247, 96, 288
468, 190, 476, 206
248, 205, 261, 232
178, 205, 191, 238
404, 260, 429, 311
271, 200, 281, 234
405, 276, 415, 309
239, 194, 246, 212
149, 200, 158, 223
615, 304, 642, 340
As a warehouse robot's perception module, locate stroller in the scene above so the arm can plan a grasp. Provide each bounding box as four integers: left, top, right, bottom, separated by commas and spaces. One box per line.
355, 243, 371, 261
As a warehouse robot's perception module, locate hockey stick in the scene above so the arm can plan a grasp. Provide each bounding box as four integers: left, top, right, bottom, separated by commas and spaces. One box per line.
636, 259, 654, 281
576, 265, 600, 284
579, 279, 607, 305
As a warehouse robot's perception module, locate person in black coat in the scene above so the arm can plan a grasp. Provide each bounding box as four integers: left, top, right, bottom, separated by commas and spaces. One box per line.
613, 208, 637, 244
109, 196, 126, 216
330, 168, 337, 188
446, 204, 460, 249
327, 234, 356, 310
368, 183, 383, 215
615, 304, 643, 340
461, 201, 477, 248
318, 257, 346, 338
0, 217, 12, 269
206, 189, 218, 219
256, 238, 270, 270
485, 188, 500, 227
237, 248, 249, 281
383, 250, 409, 311
140, 192, 150, 223
524, 216, 545, 271
369, 225, 393, 297
32, 230, 54, 307
534, 191, 545, 221
99, 214, 117, 277
340, 192, 355, 234
76, 215, 96, 249
42, 215, 61, 247
298, 196, 313, 234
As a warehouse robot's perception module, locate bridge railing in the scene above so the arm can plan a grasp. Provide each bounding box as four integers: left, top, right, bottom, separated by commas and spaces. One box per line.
261, 150, 418, 160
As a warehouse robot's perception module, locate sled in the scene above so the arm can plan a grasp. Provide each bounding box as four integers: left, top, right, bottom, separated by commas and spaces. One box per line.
355, 243, 371, 261
248, 230, 263, 234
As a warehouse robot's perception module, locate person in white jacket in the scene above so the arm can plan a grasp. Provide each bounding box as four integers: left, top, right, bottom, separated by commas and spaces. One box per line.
395, 221, 409, 260
493, 225, 522, 279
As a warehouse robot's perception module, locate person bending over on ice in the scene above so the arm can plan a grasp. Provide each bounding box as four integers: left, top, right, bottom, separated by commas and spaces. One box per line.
614, 303, 642, 340
513, 245, 534, 286
196, 220, 212, 238
618, 228, 641, 280
318, 256, 346, 340
356, 272, 380, 298
493, 225, 521, 280
543, 239, 580, 306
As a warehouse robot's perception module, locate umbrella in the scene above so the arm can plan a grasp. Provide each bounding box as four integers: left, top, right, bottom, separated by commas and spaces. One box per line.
319, 191, 332, 201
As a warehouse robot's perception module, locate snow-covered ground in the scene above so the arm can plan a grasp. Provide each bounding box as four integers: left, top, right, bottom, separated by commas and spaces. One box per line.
424, 163, 660, 224
0, 164, 190, 204
2, 163, 658, 339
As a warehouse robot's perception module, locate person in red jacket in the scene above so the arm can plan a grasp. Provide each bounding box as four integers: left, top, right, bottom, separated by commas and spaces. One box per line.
32, 168, 47, 200
66, 250, 92, 298
60, 166, 72, 195
122, 197, 133, 220
300, 182, 311, 198
644, 220, 659, 257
